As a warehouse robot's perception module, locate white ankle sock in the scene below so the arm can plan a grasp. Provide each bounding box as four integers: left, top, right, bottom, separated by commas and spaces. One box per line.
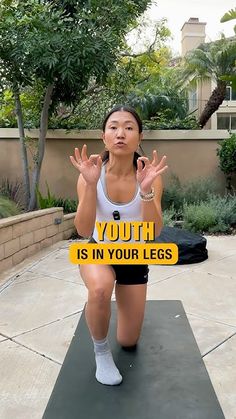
92, 337, 122, 385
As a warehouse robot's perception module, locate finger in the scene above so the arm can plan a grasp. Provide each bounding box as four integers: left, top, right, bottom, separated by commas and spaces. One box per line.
74, 148, 82, 163
138, 156, 150, 166
160, 155, 167, 163
97, 155, 103, 170
136, 158, 143, 172
156, 155, 167, 171
156, 165, 168, 176
81, 144, 88, 161
89, 154, 100, 164
151, 150, 158, 166
69, 155, 81, 170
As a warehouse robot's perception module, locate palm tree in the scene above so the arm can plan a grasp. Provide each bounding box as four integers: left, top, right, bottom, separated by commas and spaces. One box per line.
221, 9, 236, 89
127, 89, 188, 121
126, 69, 189, 122
182, 37, 236, 128
221, 8, 236, 32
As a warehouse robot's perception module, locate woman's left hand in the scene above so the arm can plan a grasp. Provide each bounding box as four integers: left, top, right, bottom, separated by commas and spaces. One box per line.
136, 150, 168, 194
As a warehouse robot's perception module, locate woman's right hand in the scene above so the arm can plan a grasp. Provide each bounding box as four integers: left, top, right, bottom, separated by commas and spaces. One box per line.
70, 144, 102, 185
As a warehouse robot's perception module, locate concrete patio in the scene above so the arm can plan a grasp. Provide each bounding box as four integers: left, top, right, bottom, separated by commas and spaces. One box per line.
0, 235, 235, 419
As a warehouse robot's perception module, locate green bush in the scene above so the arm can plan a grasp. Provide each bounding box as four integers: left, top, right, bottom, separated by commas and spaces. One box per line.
163, 175, 236, 234
51, 197, 77, 214
182, 177, 220, 205
162, 174, 183, 212
209, 194, 236, 233
143, 115, 199, 130
162, 175, 219, 212
217, 133, 236, 192
163, 205, 177, 227
36, 183, 77, 214
183, 202, 217, 233
182, 194, 236, 233
0, 196, 21, 219
0, 178, 24, 208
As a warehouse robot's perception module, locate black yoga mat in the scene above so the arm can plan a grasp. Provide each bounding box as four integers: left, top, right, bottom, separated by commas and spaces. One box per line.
43, 301, 225, 419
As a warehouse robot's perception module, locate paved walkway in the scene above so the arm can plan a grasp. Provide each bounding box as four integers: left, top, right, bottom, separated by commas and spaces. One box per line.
0, 236, 235, 419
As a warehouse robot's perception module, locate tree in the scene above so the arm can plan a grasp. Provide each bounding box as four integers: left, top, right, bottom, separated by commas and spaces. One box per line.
221, 8, 236, 32
221, 8, 236, 89
0, 1, 45, 207
0, 1, 66, 209
45, 48, 194, 130
45, 14, 172, 130
0, 0, 152, 210
182, 37, 236, 128
125, 68, 189, 121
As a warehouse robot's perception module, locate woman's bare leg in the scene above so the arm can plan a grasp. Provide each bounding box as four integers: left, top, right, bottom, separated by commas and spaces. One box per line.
115, 283, 147, 347
80, 264, 115, 339
80, 264, 122, 385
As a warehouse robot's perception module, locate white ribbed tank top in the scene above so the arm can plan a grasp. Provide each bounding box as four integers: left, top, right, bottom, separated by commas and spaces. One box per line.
92, 164, 143, 243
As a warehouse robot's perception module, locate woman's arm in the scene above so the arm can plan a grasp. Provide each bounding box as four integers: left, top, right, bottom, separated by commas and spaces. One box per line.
70, 145, 102, 238
140, 176, 163, 238
136, 150, 167, 238
74, 175, 97, 238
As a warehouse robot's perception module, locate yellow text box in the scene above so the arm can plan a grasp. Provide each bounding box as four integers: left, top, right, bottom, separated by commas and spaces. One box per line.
69, 243, 178, 265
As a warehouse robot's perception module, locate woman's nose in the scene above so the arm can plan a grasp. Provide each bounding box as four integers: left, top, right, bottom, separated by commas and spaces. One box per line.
116, 127, 125, 138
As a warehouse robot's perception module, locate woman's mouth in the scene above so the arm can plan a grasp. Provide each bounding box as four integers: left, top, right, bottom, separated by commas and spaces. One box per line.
115, 141, 126, 147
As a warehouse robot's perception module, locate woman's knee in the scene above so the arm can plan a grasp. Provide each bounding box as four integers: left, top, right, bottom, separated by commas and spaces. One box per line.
88, 286, 111, 306
80, 265, 115, 305
116, 333, 139, 348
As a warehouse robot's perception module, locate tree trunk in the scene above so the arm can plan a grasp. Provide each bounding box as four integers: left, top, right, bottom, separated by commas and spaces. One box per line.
13, 86, 31, 209
198, 80, 227, 128
28, 83, 54, 211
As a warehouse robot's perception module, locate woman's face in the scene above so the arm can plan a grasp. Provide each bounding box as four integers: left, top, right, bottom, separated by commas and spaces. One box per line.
102, 111, 143, 155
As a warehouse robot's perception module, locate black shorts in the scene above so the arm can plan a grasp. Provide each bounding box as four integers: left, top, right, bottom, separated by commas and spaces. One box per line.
88, 237, 149, 285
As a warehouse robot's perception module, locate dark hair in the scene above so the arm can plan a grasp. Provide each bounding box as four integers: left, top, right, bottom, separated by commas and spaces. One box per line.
101, 105, 145, 168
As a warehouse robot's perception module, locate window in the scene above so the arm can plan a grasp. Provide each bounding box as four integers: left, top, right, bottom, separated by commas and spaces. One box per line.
217, 113, 236, 130
225, 86, 236, 101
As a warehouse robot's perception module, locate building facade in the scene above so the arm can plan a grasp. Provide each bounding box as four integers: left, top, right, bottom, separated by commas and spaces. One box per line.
181, 17, 236, 130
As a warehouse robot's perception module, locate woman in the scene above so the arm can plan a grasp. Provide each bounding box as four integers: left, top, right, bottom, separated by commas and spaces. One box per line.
70, 105, 168, 386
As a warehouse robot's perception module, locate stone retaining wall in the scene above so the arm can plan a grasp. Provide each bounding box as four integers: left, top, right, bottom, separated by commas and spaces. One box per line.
0, 208, 76, 273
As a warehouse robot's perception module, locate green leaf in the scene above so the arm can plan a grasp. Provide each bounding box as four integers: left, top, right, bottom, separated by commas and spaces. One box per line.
221, 9, 236, 23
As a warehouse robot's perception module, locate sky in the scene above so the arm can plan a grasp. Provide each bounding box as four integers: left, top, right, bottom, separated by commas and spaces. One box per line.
128, 0, 236, 56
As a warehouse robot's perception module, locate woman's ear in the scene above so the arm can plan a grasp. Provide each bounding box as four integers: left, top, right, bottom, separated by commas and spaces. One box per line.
137, 133, 143, 150
102, 133, 106, 147
102, 134, 108, 150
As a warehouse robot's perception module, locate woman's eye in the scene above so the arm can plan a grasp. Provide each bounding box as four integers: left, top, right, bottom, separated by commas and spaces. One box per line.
127, 127, 133, 130
110, 126, 116, 130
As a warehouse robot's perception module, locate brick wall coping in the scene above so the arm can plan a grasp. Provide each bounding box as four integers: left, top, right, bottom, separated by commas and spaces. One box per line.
0, 207, 65, 229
